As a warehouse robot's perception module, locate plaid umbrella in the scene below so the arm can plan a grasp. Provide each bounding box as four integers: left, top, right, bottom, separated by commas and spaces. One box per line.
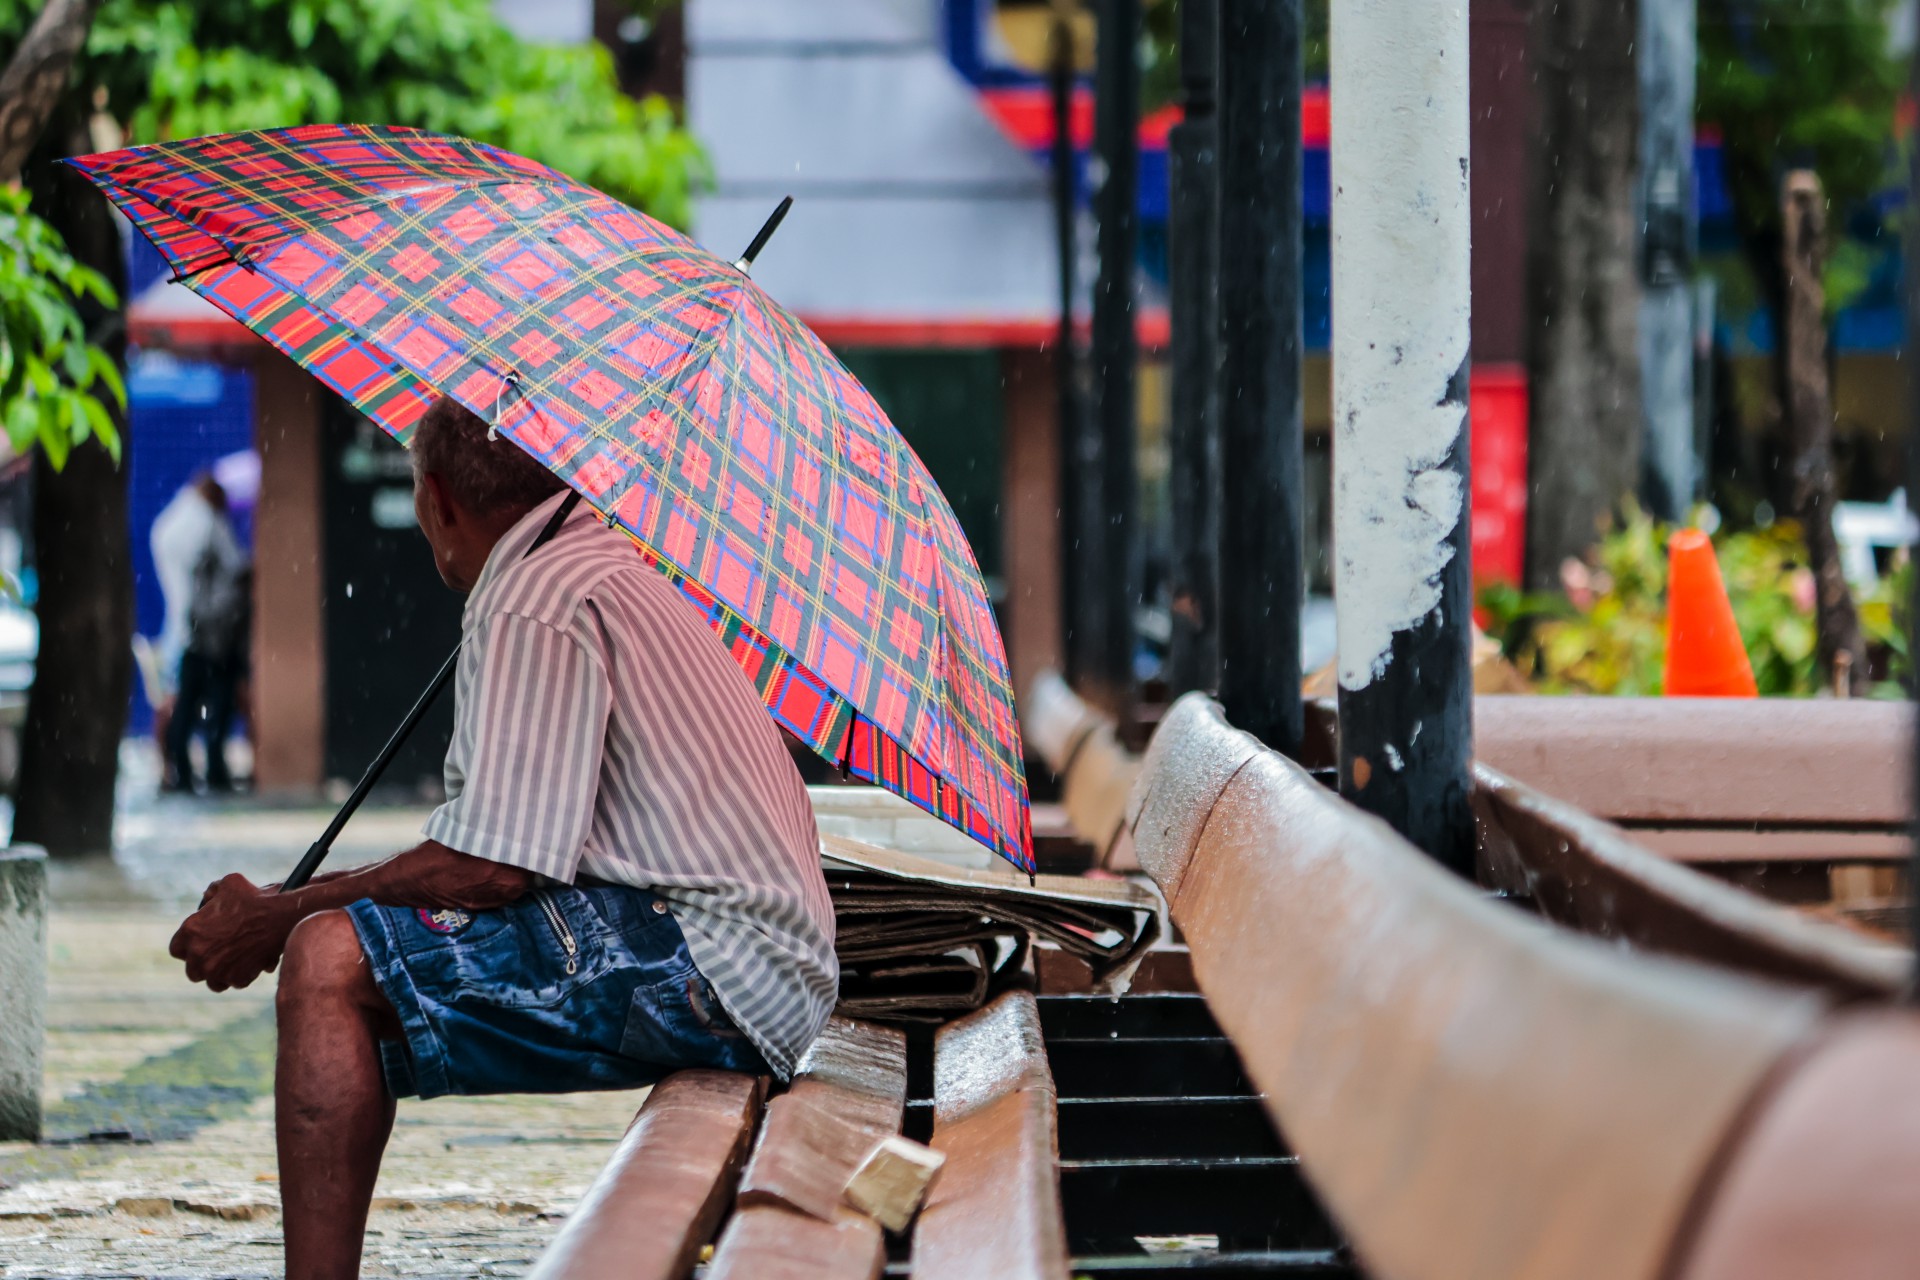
72, 124, 1032, 871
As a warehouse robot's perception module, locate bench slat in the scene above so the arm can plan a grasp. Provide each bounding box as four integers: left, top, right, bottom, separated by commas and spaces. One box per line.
708, 1203, 885, 1280
710, 1018, 905, 1280
525, 1070, 762, 1280
912, 991, 1070, 1280
734, 1017, 907, 1222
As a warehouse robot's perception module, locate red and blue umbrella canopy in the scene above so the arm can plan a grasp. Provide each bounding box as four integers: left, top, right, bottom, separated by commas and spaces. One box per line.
72, 124, 1032, 871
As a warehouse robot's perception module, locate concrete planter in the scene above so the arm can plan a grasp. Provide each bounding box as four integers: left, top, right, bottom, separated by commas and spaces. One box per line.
0, 843, 46, 1141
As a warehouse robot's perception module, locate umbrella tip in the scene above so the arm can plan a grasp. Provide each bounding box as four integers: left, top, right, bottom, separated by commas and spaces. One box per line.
732, 195, 794, 275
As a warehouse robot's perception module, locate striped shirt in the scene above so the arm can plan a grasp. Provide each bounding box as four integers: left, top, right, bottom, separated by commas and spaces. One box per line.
422, 490, 837, 1077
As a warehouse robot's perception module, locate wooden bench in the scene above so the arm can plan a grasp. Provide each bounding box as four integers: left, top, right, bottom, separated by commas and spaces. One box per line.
1475, 763, 1907, 1001
524, 1070, 763, 1280
708, 1017, 907, 1280
911, 990, 1069, 1280
1474, 694, 1911, 865
1024, 672, 1141, 868
1294, 695, 1914, 981
1669, 1014, 1920, 1280
1129, 693, 1832, 1280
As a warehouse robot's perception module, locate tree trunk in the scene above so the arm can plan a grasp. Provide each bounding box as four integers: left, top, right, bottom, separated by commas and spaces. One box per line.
1523, 0, 1643, 589
0, 0, 98, 184
14, 122, 133, 857
1779, 170, 1866, 696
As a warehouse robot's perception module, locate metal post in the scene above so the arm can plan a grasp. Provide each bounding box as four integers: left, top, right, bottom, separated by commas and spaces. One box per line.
1165, 0, 1220, 696
1637, 0, 1698, 519
1331, 0, 1474, 873
1216, 0, 1304, 752
1906, 19, 1920, 992
1050, 3, 1092, 692
1088, 0, 1140, 713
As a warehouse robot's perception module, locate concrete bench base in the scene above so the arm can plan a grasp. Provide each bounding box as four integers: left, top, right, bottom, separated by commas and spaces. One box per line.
0, 845, 46, 1142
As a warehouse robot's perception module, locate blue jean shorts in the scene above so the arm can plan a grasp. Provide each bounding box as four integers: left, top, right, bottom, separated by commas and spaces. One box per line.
346, 882, 768, 1100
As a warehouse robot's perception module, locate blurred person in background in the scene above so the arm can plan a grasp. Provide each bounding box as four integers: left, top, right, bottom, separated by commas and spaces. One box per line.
151, 473, 249, 793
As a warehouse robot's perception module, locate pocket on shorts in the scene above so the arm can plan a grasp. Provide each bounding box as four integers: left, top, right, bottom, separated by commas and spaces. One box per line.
443, 892, 611, 1011
619, 963, 748, 1066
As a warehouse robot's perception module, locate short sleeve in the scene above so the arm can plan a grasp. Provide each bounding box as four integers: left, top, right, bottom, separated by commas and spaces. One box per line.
422, 611, 610, 881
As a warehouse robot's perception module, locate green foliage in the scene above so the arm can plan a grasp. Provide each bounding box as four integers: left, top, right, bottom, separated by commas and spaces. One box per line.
1697, 0, 1903, 311
0, 0, 708, 226
1481, 504, 1910, 697
0, 188, 124, 472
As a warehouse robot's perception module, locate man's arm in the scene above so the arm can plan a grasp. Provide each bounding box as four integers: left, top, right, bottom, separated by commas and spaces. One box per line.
169, 842, 537, 993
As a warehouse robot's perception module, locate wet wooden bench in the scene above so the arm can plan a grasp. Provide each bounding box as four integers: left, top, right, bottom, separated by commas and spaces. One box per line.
1024, 671, 1140, 868
708, 1017, 907, 1280
1287, 695, 1911, 989
912, 990, 1069, 1280
1474, 763, 1907, 1001
524, 1070, 764, 1280
1474, 694, 1910, 866
1132, 693, 1825, 1280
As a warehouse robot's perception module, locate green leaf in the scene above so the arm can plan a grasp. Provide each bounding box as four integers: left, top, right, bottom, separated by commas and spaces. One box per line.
86, 348, 127, 409
79, 395, 121, 463
35, 406, 69, 472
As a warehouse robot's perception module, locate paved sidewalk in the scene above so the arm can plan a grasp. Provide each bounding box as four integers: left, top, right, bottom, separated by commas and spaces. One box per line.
0, 795, 644, 1279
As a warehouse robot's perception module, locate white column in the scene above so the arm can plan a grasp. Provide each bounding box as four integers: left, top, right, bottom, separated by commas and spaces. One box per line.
1329, 0, 1474, 868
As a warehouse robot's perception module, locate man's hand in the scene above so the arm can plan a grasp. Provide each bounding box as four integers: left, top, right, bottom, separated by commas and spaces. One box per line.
169, 873, 294, 992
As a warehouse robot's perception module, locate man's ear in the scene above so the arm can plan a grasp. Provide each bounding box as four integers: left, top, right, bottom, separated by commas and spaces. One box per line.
419, 471, 458, 531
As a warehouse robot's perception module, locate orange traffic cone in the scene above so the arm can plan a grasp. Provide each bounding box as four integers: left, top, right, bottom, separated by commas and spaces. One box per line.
1663, 529, 1757, 697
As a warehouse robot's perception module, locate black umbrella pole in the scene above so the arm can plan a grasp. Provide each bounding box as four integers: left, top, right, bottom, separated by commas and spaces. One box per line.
1907, 22, 1920, 996
280, 645, 459, 892
278, 492, 583, 893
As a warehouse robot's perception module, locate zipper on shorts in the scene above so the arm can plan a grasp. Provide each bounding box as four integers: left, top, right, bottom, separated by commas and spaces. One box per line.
534, 891, 579, 975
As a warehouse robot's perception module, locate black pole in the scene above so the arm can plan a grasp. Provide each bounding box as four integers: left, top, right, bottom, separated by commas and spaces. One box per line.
1907, 19, 1920, 994
733, 195, 794, 273
279, 491, 582, 892
280, 645, 460, 892
1088, 0, 1140, 714
1216, 0, 1303, 753
1165, 0, 1220, 696
1051, 5, 1091, 692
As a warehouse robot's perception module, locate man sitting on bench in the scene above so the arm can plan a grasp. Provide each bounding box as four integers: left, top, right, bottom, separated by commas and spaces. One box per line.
168, 395, 839, 1280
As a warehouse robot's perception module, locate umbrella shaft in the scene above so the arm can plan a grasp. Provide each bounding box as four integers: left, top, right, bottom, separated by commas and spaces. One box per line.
280, 646, 459, 892
280, 492, 582, 893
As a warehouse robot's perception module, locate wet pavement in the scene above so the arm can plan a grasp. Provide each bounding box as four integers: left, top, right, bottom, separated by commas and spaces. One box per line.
0, 749, 645, 1278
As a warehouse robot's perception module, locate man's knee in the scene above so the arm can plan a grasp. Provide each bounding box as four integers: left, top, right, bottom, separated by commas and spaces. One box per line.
278, 910, 378, 1011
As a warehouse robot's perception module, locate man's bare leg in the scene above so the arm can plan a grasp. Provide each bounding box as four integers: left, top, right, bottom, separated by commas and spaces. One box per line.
275, 909, 401, 1280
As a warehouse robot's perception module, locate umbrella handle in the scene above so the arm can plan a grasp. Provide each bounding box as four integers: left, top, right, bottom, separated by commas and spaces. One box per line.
733, 196, 794, 274
279, 491, 582, 893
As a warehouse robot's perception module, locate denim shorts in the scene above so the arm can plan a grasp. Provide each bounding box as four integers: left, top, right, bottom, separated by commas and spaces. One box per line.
346, 882, 768, 1100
